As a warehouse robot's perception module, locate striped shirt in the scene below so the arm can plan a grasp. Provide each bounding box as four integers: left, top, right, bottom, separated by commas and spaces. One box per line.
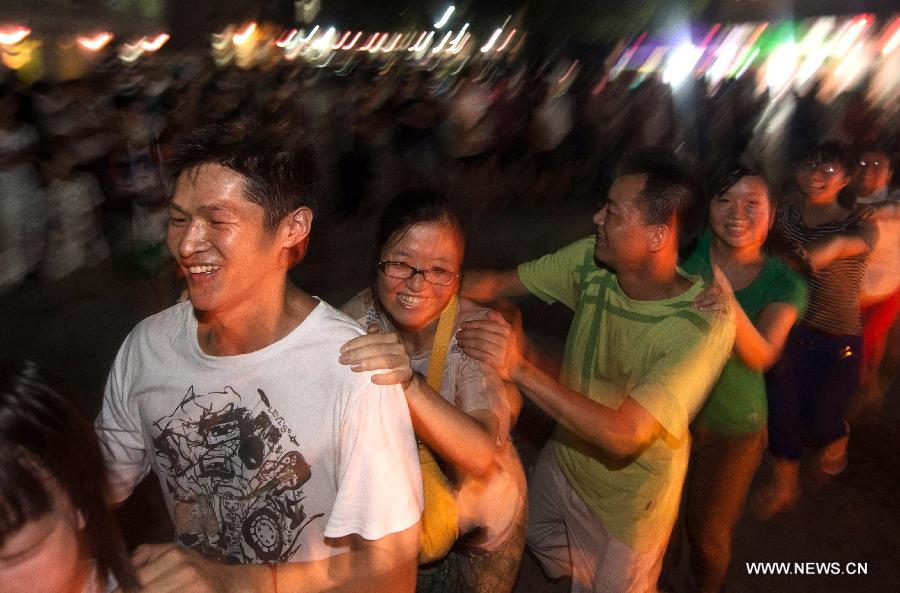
775, 200, 876, 335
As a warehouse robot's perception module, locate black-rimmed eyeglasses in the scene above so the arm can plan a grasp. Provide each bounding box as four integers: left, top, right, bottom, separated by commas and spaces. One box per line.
378, 261, 459, 286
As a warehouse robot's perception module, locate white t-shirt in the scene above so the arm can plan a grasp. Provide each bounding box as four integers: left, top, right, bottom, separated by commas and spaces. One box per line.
96, 300, 423, 564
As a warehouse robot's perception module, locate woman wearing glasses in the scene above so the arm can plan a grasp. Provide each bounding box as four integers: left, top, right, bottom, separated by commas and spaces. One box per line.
339, 190, 526, 593
757, 142, 876, 518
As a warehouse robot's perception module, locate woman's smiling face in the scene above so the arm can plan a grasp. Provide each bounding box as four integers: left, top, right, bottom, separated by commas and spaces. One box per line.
376, 222, 463, 335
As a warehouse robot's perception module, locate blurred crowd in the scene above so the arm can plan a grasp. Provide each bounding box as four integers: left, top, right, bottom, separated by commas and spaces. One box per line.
0, 52, 897, 294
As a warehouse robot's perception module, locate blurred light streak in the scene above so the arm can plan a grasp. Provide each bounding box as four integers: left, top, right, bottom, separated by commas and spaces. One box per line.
332, 31, 350, 49
382, 33, 401, 52
232, 23, 257, 45
0, 26, 31, 46
448, 33, 469, 55
433, 31, 453, 53
734, 47, 759, 79
496, 29, 516, 52
663, 43, 702, 86
408, 31, 427, 51
882, 18, 900, 54
342, 31, 362, 50
299, 26, 319, 43
765, 41, 798, 93
360, 33, 378, 51
450, 23, 469, 50
276, 29, 298, 48
78, 32, 113, 51
141, 34, 169, 52
435, 6, 455, 29
481, 28, 503, 53
610, 32, 646, 79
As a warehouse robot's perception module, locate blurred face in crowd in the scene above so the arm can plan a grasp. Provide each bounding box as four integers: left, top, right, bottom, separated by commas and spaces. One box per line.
796, 159, 849, 205
0, 479, 89, 593
592, 174, 656, 271
376, 222, 463, 336
854, 150, 893, 198
708, 175, 772, 252
167, 163, 291, 316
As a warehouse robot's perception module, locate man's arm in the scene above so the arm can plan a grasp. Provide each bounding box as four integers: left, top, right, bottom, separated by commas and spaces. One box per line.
457, 311, 664, 460
460, 269, 529, 303
126, 524, 419, 593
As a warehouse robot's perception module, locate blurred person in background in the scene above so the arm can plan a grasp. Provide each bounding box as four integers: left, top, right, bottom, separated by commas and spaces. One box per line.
851, 145, 900, 414
340, 190, 526, 593
0, 84, 46, 294
0, 359, 138, 593
41, 145, 110, 281
758, 142, 875, 518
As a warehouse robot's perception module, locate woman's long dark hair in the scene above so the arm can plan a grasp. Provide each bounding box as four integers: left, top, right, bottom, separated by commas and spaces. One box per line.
0, 360, 138, 592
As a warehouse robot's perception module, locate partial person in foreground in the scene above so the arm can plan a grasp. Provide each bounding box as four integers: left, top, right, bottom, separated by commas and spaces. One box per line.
671, 167, 806, 593
95, 115, 423, 593
0, 359, 138, 593
758, 142, 875, 518
457, 150, 735, 593
339, 189, 527, 593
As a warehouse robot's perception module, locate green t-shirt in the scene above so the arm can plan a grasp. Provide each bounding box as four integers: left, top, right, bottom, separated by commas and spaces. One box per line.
681, 230, 808, 434
518, 237, 735, 551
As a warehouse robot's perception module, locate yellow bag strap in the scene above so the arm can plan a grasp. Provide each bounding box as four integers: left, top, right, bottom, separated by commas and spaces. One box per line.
425, 293, 458, 392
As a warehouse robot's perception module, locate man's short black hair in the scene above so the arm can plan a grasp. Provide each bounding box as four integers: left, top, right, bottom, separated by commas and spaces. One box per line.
795, 141, 854, 172
615, 149, 705, 253
168, 113, 320, 231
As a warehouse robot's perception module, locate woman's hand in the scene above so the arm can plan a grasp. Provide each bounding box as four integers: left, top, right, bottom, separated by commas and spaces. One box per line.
456, 310, 526, 382
693, 263, 734, 314
339, 325, 414, 388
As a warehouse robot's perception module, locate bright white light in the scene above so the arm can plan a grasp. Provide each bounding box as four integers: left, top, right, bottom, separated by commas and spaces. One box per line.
663, 43, 703, 87
765, 42, 798, 92
276, 29, 298, 48
313, 27, 336, 50
481, 28, 503, 53
78, 32, 113, 51
0, 26, 31, 46
232, 23, 257, 46
435, 6, 455, 29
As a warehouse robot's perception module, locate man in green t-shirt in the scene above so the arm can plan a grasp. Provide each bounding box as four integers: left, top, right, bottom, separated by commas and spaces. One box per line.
458, 151, 735, 593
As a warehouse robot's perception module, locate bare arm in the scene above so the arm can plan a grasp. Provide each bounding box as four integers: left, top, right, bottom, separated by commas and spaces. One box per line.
802, 235, 870, 272
698, 265, 800, 372
340, 329, 499, 477
460, 269, 529, 303
127, 524, 419, 593
457, 312, 664, 461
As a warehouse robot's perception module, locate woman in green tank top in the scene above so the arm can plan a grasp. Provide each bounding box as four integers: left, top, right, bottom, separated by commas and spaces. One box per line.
673, 167, 807, 593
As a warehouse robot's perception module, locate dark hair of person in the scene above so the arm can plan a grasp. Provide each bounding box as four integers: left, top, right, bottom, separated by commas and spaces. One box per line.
168, 113, 320, 231
0, 360, 138, 592
795, 141, 854, 172
615, 148, 706, 255
373, 189, 465, 280
794, 142, 858, 208
710, 163, 777, 210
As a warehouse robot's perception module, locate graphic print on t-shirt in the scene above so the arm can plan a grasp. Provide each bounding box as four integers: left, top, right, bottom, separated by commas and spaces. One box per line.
152, 385, 324, 563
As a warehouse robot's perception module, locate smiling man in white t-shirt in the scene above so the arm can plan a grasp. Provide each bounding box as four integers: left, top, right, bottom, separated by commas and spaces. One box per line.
96, 115, 422, 593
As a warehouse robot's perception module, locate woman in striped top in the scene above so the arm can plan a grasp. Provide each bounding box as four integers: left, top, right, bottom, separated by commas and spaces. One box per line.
756, 142, 876, 519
